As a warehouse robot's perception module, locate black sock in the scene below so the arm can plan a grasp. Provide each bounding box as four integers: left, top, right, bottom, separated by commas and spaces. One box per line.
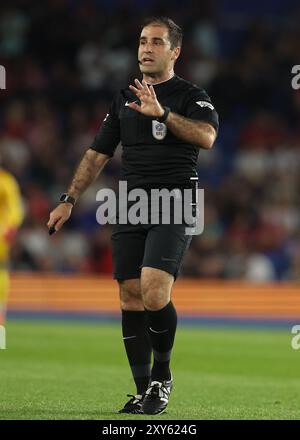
122, 310, 152, 395
145, 301, 177, 381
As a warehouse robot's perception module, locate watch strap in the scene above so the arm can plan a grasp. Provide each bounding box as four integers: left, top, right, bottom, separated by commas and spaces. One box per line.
59, 193, 76, 206
156, 106, 170, 123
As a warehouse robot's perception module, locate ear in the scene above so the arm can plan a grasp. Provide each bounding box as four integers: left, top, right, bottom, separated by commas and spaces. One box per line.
172, 46, 181, 62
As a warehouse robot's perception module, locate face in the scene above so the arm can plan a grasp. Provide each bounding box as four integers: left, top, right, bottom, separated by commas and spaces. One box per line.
138, 24, 180, 76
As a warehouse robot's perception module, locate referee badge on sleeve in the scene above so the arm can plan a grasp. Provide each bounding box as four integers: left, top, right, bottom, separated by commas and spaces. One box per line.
196, 101, 214, 110
152, 120, 167, 140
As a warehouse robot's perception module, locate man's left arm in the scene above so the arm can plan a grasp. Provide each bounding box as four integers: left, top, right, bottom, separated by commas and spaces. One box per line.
164, 112, 217, 149
128, 79, 218, 149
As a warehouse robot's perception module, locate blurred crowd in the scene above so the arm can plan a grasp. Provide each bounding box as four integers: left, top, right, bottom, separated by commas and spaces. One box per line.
1, 0, 300, 281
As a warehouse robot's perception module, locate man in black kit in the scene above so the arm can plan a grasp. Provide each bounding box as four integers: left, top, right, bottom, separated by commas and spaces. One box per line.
47, 17, 219, 415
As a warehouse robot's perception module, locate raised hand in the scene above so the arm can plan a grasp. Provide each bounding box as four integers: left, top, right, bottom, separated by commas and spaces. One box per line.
128, 79, 164, 118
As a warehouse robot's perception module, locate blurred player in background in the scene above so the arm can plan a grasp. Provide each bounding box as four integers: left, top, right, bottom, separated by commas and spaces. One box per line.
0, 161, 24, 325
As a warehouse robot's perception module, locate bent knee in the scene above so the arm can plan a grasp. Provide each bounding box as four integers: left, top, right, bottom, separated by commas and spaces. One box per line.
119, 279, 143, 311
141, 268, 173, 310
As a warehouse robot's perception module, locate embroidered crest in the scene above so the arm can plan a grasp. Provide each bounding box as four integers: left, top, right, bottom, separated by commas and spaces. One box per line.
152, 120, 167, 140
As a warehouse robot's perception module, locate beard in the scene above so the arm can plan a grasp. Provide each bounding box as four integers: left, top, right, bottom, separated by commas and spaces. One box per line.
139, 62, 163, 77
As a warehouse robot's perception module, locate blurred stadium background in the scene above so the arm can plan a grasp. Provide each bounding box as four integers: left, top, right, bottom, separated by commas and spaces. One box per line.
1, 0, 300, 420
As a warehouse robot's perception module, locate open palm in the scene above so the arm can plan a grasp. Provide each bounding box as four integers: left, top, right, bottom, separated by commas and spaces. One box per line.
128, 78, 164, 118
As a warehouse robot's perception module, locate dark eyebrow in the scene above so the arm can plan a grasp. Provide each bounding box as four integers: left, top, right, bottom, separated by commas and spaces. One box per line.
139, 36, 165, 42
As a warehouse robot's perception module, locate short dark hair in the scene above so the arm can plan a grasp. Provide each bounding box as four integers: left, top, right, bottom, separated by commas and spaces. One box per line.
141, 16, 183, 49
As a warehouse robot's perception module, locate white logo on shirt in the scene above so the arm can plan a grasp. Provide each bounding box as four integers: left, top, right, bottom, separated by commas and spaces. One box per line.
125, 100, 138, 106
152, 120, 167, 140
196, 101, 214, 110
103, 113, 109, 122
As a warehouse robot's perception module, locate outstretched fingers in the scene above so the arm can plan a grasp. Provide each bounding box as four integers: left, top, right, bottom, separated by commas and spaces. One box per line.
134, 78, 144, 90
149, 84, 156, 99
142, 79, 151, 94
130, 79, 156, 101
129, 84, 141, 97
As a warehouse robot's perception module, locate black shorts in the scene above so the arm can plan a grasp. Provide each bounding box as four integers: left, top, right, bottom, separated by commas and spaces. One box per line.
111, 201, 195, 281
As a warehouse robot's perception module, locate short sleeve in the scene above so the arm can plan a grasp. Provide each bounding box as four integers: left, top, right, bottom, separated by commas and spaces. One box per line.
90, 95, 120, 157
183, 88, 219, 132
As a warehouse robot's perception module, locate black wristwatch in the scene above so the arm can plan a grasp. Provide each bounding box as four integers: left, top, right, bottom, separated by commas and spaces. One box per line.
156, 106, 171, 123
59, 193, 76, 206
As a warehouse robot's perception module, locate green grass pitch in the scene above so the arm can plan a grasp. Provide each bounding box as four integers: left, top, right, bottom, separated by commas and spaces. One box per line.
0, 319, 300, 420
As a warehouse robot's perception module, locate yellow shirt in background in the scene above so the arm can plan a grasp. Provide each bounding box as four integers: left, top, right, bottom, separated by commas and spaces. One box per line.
0, 169, 24, 263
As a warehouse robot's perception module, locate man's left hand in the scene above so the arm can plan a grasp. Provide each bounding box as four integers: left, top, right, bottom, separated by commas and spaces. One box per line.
129, 79, 164, 118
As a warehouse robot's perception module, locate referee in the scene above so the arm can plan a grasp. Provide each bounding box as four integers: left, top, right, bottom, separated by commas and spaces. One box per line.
47, 17, 218, 415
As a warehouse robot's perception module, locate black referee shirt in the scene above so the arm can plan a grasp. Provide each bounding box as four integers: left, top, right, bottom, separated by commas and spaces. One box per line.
90, 74, 219, 191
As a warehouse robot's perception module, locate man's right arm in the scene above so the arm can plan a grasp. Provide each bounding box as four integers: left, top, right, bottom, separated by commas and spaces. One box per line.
47, 92, 121, 234
47, 149, 110, 233
67, 149, 109, 200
